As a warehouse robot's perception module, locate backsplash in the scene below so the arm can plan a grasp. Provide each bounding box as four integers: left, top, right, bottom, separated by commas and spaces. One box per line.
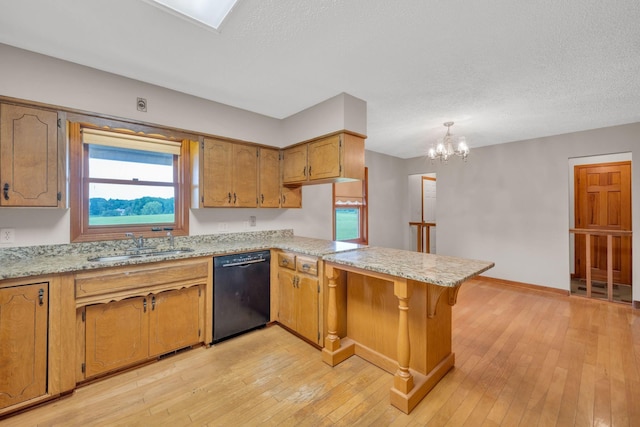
0, 229, 294, 262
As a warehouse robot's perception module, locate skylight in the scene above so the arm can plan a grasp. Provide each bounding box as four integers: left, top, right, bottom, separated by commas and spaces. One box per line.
145, 0, 238, 31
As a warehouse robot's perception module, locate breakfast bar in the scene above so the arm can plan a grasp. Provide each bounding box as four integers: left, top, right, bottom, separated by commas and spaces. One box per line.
321, 247, 494, 414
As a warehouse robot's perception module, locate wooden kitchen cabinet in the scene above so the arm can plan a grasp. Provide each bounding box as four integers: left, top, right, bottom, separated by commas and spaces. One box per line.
281, 132, 365, 185
0, 283, 48, 409
260, 147, 302, 208
149, 286, 202, 357
83, 285, 203, 378
200, 138, 258, 207
84, 296, 149, 378
0, 103, 61, 207
277, 252, 321, 345
258, 147, 281, 208
75, 258, 210, 381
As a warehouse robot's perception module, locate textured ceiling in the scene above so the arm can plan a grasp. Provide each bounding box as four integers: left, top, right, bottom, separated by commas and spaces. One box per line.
1, 0, 639, 158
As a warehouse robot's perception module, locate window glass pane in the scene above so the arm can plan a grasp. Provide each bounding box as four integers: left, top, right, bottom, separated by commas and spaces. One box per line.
335, 208, 360, 241
89, 145, 174, 182
88, 183, 175, 226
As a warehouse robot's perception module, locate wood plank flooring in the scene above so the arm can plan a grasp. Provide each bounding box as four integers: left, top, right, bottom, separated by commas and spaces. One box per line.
3, 278, 639, 426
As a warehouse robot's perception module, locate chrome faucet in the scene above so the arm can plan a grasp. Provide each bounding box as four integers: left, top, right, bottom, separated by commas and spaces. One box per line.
167, 230, 175, 249
125, 232, 145, 250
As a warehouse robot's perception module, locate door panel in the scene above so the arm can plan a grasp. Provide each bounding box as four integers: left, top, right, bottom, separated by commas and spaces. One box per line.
149, 287, 201, 357
575, 162, 632, 285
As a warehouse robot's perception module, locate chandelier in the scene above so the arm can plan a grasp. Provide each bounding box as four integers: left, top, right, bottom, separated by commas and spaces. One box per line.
427, 122, 469, 162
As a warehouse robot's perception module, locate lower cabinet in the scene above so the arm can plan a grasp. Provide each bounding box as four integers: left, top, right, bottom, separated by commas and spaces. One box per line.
0, 283, 48, 409
83, 286, 203, 378
277, 252, 321, 345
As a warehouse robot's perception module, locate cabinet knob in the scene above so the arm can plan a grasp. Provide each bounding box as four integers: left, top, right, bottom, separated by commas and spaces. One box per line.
3, 183, 9, 200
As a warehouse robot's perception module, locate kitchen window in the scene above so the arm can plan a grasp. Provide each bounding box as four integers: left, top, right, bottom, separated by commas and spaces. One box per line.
70, 124, 190, 242
333, 168, 367, 244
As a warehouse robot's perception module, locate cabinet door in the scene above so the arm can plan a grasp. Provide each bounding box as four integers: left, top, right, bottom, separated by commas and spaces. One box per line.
258, 148, 281, 208
282, 145, 308, 184
149, 286, 202, 357
233, 144, 258, 207
281, 186, 302, 208
0, 104, 58, 207
278, 269, 296, 330
202, 138, 233, 207
85, 297, 149, 378
0, 283, 48, 409
308, 135, 341, 181
296, 275, 319, 344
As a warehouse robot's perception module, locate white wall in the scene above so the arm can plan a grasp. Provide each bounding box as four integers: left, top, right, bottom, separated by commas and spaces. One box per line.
404, 122, 640, 302
365, 150, 406, 249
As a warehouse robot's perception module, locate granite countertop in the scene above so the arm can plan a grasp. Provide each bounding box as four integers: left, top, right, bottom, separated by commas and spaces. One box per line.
0, 230, 493, 286
323, 246, 494, 287
0, 230, 365, 281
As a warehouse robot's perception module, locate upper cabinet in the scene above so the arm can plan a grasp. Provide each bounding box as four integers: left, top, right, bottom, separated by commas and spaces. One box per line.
197, 138, 258, 208
0, 104, 61, 207
282, 132, 365, 185
258, 147, 281, 208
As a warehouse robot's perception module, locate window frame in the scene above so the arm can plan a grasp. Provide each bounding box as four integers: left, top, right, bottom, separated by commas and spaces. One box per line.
69, 121, 190, 243
332, 168, 368, 244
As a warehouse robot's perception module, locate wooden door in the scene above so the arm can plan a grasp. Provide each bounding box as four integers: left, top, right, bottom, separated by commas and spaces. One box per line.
85, 297, 149, 377
278, 269, 296, 330
282, 145, 308, 184
0, 104, 58, 206
575, 162, 632, 285
232, 144, 258, 207
202, 138, 233, 207
149, 286, 202, 357
296, 275, 319, 344
258, 148, 281, 207
308, 135, 341, 181
0, 283, 48, 409
281, 186, 302, 208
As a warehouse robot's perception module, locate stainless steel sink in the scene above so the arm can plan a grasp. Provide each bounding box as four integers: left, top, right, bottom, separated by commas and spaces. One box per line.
88, 248, 194, 262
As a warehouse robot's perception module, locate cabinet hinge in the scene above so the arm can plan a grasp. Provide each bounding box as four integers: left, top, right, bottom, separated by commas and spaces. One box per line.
339, 165, 342, 173
201, 196, 204, 203
81, 310, 86, 322
201, 142, 204, 149
318, 332, 320, 342
198, 287, 202, 297
57, 118, 61, 128
81, 363, 85, 373
198, 328, 201, 337
256, 149, 259, 157
339, 136, 342, 147
317, 284, 320, 293
57, 191, 62, 201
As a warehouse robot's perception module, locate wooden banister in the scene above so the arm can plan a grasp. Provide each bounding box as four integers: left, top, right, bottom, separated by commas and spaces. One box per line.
409, 222, 436, 253
569, 228, 632, 301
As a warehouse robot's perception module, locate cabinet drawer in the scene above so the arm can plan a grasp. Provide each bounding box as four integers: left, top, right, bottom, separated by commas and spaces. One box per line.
278, 253, 296, 270
296, 257, 318, 276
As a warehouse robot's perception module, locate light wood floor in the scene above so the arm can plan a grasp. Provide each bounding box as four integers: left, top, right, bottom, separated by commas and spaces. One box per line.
3, 278, 639, 426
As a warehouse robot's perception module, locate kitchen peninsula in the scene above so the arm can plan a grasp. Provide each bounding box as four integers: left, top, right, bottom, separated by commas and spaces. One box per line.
0, 230, 493, 417
322, 247, 494, 413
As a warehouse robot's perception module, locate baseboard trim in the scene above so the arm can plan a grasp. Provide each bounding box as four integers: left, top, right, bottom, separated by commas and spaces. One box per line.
477, 275, 570, 296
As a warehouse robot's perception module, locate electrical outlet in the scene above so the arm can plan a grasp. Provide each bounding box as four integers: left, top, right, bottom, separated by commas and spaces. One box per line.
1, 228, 15, 243
249, 216, 257, 227
218, 222, 228, 231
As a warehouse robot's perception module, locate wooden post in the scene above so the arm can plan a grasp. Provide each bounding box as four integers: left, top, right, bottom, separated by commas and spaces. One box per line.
324, 265, 341, 352
607, 234, 613, 301
393, 279, 413, 394
585, 233, 592, 298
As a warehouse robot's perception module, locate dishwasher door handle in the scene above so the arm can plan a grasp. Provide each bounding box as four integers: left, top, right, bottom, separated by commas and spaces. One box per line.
221, 258, 267, 268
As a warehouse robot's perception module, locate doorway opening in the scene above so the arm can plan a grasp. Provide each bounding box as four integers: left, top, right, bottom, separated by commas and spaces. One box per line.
408, 173, 436, 253
569, 154, 632, 304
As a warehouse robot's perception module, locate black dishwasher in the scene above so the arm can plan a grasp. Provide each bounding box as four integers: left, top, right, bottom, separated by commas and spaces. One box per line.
213, 250, 270, 343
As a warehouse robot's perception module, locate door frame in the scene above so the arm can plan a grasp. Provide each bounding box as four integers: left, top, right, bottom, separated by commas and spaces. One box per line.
568, 153, 633, 284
